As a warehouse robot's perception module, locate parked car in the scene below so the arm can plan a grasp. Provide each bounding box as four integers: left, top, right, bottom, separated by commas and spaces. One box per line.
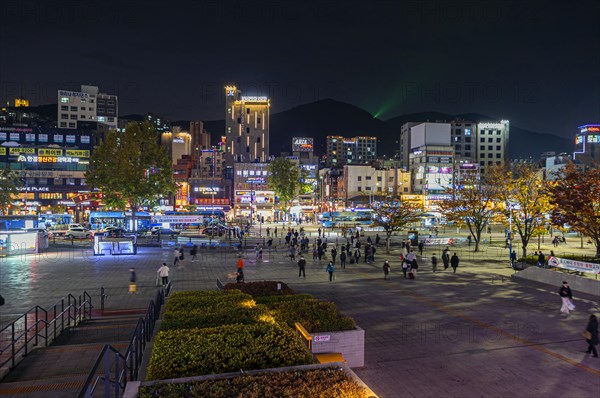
101, 226, 128, 237
200, 226, 230, 237
151, 228, 179, 236
65, 227, 92, 239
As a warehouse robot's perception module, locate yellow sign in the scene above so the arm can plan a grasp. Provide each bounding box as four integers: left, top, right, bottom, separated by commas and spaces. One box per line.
38, 148, 63, 156
65, 149, 90, 158
0, 147, 5, 155
10, 147, 36, 155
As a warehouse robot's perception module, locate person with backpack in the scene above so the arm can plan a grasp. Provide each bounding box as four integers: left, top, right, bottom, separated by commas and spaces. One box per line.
402, 259, 409, 278
326, 261, 335, 282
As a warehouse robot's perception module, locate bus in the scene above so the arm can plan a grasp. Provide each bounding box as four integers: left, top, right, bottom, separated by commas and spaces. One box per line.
156, 210, 226, 231
38, 213, 73, 229
89, 211, 152, 231
319, 210, 374, 228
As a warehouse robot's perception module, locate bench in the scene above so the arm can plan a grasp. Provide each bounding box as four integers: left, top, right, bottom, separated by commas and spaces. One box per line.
295, 322, 313, 350
216, 278, 224, 290
315, 352, 347, 364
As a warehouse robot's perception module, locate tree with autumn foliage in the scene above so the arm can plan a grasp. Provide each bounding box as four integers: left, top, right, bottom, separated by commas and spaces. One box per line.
371, 197, 422, 254
548, 163, 600, 257
85, 122, 175, 231
438, 175, 498, 252
0, 166, 23, 215
488, 164, 553, 257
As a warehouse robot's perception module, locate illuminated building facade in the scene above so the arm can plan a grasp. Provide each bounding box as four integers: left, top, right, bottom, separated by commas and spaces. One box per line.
225, 85, 270, 163
233, 162, 275, 221
57, 85, 118, 130
476, 120, 509, 175
0, 125, 95, 215
326, 136, 377, 167
573, 124, 600, 166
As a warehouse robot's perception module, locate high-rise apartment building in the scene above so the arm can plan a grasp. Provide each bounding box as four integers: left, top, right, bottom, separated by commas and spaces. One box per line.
225, 85, 270, 163
57, 85, 118, 130
326, 136, 377, 167
477, 120, 509, 175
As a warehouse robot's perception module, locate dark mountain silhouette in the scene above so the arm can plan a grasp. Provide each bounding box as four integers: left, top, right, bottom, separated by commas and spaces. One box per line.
27, 100, 572, 160
204, 100, 572, 159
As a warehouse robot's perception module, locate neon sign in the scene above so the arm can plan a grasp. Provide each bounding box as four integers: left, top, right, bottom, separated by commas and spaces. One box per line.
241, 96, 268, 102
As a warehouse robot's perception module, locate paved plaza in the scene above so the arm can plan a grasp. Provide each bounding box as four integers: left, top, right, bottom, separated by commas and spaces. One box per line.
0, 226, 599, 397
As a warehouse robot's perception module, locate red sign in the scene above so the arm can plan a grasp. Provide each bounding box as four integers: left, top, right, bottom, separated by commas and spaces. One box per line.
194, 198, 230, 205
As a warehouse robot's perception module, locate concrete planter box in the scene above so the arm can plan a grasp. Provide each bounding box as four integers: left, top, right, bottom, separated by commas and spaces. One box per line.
310, 326, 365, 368
124, 363, 378, 398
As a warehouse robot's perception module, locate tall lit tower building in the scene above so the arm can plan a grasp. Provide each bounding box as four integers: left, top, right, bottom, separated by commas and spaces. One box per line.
225, 85, 270, 163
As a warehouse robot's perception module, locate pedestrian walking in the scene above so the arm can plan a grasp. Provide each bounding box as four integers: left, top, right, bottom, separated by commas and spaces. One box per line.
510, 250, 517, 269
157, 263, 170, 286
190, 244, 198, 262
467, 235, 472, 247
402, 259, 409, 278
129, 267, 137, 294
331, 246, 338, 264
418, 241, 424, 255
559, 281, 575, 314
0, 294, 4, 306
173, 247, 180, 266
326, 261, 335, 281
442, 247, 450, 270
298, 255, 306, 278
431, 254, 438, 272
354, 248, 360, 264
383, 260, 391, 280
237, 255, 245, 271
289, 245, 296, 261
450, 253, 459, 273
583, 314, 598, 357
178, 246, 185, 267
375, 234, 381, 246
340, 251, 347, 269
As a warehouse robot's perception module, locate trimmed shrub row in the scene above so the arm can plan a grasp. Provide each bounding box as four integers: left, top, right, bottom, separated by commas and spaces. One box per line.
146, 323, 315, 380
139, 367, 368, 398
272, 299, 356, 333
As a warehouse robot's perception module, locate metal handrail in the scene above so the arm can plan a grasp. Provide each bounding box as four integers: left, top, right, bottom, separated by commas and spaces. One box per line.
0, 291, 92, 372
78, 283, 171, 398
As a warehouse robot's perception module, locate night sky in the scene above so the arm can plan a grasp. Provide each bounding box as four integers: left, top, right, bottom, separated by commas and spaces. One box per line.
1, 0, 598, 138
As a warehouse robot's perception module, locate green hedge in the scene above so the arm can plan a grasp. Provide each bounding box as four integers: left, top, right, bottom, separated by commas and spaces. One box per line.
139, 367, 368, 398
224, 281, 296, 296
165, 290, 251, 313
146, 323, 314, 380
272, 299, 356, 333
162, 305, 271, 330
254, 293, 315, 306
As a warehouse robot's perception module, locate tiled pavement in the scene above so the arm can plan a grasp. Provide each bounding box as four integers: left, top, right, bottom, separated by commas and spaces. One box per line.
0, 235, 599, 397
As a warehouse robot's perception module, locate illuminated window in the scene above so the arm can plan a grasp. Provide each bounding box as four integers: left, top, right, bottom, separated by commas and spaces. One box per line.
66, 135, 76, 143
68, 123, 76, 128
39, 134, 48, 142
81, 136, 90, 144
61, 97, 69, 103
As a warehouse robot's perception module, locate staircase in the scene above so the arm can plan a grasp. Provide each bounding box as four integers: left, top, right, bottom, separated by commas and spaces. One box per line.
0, 309, 145, 398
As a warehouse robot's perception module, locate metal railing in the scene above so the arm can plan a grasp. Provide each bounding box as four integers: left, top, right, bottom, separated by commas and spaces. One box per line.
0, 291, 92, 372
78, 282, 171, 398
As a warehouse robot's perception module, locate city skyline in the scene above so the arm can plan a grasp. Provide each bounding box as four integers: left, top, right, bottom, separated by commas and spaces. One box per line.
1, 0, 598, 140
